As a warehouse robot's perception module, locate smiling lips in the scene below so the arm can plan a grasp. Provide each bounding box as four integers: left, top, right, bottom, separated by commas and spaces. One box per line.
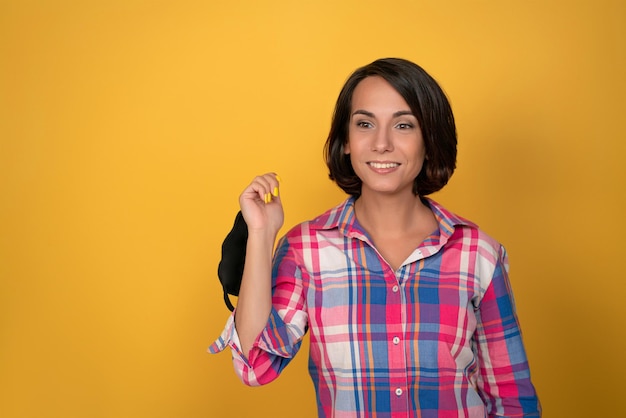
368, 161, 400, 170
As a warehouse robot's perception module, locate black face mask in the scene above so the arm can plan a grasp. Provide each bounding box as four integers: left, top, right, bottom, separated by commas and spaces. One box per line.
217, 211, 248, 311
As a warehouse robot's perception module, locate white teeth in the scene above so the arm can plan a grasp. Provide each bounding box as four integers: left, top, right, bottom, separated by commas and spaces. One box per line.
369, 162, 399, 169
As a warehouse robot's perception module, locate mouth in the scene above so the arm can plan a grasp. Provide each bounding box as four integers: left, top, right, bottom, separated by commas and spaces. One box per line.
367, 162, 400, 169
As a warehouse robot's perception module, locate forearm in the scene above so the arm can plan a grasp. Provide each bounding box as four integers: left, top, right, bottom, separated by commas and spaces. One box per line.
234, 228, 277, 356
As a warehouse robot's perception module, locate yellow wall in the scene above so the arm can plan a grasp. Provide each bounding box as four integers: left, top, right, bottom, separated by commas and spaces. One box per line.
1, 1, 624, 417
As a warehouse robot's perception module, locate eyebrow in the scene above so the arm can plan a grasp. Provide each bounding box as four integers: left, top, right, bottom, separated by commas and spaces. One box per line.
351, 109, 415, 118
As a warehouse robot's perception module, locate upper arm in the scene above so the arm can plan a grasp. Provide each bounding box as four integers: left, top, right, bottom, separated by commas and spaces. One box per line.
474, 245, 541, 416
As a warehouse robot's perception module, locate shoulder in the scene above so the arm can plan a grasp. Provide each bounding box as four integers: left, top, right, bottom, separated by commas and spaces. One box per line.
428, 201, 510, 297
273, 199, 351, 270
282, 198, 353, 240
427, 198, 504, 258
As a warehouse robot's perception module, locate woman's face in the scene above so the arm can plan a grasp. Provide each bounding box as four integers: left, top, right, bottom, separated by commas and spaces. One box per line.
344, 76, 425, 198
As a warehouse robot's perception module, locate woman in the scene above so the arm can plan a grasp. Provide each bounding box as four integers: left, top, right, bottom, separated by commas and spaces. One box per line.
210, 58, 541, 417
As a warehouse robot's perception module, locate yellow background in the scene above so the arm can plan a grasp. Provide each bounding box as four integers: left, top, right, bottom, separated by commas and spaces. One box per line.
1, 1, 624, 417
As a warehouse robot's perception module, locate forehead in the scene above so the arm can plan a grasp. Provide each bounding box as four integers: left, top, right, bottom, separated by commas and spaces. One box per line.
351, 76, 410, 111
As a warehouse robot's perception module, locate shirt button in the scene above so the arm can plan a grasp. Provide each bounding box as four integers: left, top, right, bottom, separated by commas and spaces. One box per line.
395, 388, 403, 396
392, 285, 399, 293
393, 336, 400, 345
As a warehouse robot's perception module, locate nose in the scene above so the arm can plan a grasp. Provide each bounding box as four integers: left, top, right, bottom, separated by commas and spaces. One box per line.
372, 125, 393, 152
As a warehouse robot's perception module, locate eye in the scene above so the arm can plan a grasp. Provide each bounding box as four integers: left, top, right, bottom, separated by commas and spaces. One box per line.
356, 120, 373, 128
396, 122, 414, 129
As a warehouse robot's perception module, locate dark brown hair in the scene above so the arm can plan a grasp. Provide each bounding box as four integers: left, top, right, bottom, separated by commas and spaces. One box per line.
323, 58, 457, 197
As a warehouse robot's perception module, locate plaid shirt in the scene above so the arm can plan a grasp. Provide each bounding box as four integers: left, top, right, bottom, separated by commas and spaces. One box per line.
209, 197, 541, 417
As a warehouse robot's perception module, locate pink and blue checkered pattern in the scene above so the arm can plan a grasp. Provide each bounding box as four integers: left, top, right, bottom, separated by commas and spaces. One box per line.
210, 197, 541, 417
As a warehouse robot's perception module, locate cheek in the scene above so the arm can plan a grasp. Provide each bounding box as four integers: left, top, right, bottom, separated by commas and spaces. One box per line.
348, 153, 362, 177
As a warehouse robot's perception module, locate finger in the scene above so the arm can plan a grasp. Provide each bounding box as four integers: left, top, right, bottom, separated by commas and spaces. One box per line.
253, 175, 273, 204
256, 173, 281, 204
240, 180, 266, 203
270, 174, 281, 197
263, 173, 281, 200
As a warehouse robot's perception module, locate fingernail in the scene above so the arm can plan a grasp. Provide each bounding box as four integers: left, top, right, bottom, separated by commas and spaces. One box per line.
272, 187, 279, 197
264, 193, 269, 204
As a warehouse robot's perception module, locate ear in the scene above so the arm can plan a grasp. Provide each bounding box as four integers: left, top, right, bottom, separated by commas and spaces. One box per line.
343, 141, 350, 155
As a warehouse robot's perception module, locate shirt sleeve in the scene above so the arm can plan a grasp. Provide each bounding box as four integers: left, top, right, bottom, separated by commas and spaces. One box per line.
208, 235, 309, 386
474, 245, 542, 417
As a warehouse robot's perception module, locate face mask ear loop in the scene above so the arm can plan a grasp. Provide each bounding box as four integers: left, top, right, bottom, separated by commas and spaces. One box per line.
224, 290, 235, 312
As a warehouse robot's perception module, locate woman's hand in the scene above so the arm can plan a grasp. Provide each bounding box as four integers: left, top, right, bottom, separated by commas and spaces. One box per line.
235, 173, 283, 354
239, 173, 284, 235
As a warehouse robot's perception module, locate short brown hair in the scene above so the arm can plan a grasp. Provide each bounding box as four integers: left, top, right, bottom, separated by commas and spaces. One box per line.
324, 58, 457, 197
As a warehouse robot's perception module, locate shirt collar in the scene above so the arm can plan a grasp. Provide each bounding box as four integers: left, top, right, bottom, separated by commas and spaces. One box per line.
309, 196, 478, 241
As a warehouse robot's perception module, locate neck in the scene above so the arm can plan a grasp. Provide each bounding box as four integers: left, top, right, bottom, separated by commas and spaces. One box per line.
353, 190, 434, 236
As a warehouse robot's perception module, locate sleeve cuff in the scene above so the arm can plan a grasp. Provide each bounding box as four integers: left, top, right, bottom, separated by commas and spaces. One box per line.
208, 307, 306, 365
207, 311, 252, 367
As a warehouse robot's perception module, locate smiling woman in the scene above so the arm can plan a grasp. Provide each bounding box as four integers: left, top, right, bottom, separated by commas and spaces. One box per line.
325, 59, 458, 199
345, 76, 427, 199
209, 58, 542, 417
